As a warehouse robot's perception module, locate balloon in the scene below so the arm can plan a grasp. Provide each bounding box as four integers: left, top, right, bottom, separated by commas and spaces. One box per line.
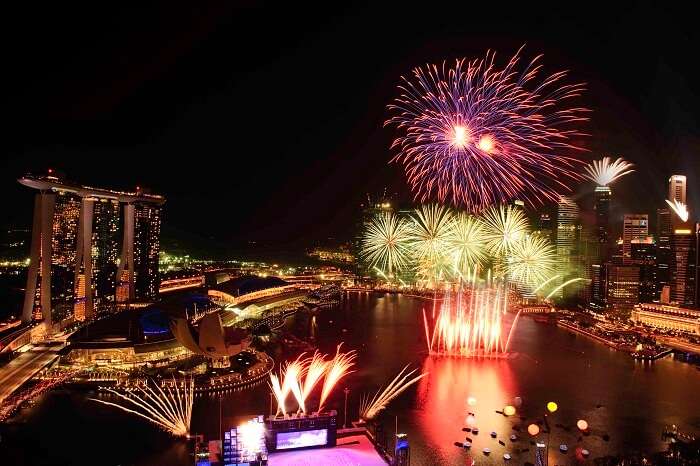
547, 401, 558, 413
466, 414, 476, 426
527, 424, 540, 436
503, 405, 516, 416
577, 419, 588, 431
514, 396, 523, 407
467, 396, 477, 406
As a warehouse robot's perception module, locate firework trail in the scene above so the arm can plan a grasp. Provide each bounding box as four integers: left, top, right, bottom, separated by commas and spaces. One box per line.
666, 199, 689, 222
386, 46, 588, 211
585, 156, 634, 186
360, 365, 428, 421
90, 378, 193, 437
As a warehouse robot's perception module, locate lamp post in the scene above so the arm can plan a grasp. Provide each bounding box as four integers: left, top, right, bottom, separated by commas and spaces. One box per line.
343, 387, 350, 428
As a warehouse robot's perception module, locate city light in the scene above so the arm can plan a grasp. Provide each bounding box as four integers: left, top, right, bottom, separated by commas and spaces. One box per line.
386, 47, 588, 211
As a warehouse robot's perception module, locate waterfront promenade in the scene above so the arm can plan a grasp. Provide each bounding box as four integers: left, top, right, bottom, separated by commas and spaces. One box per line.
0, 347, 60, 403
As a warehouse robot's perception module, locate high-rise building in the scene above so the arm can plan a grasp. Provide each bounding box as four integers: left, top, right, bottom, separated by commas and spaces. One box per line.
670, 223, 697, 306
630, 237, 657, 303
590, 263, 606, 311
622, 214, 648, 264
594, 186, 611, 261
556, 196, 580, 298
20, 173, 165, 330
535, 212, 554, 242
668, 175, 687, 204
656, 207, 672, 301
606, 264, 640, 312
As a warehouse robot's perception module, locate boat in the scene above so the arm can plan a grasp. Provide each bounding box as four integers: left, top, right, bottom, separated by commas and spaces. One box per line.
490, 431, 497, 438
559, 444, 568, 452
503, 453, 512, 460
483, 448, 491, 455
463, 441, 471, 449
472, 427, 479, 434
582, 449, 590, 457
510, 434, 517, 441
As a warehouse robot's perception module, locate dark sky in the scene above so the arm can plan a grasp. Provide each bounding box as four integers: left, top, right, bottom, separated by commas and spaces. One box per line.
3, 2, 699, 256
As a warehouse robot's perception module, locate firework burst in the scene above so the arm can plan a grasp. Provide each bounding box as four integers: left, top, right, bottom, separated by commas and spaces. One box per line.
585, 156, 634, 186
386, 47, 588, 211
481, 205, 529, 256
318, 345, 357, 413
408, 205, 454, 282
446, 212, 487, 276
506, 234, 557, 289
90, 378, 193, 437
361, 211, 412, 275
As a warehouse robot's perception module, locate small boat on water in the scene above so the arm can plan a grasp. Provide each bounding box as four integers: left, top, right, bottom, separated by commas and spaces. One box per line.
483, 448, 491, 455
559, 444, 568, 452
503, 453, 512, 460
510, 434, 517, 441
463, 441, 471, 449
490, 431, 497, 438
582, 449, 590, 457
472, 427, 479, 434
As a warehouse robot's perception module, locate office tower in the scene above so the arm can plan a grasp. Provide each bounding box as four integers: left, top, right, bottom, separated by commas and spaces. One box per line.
668, 174, 687, 203
556, 196, 580, 298
536, 212, 554, 243
670, 224, 697, 306
656, 207, 672, 300
590, 263, 606, 310
622, 214, 648, 264
594, 186, 611, 261
20, 173, 165, 329
606, 264, 640, 312
630, 237, 656, 303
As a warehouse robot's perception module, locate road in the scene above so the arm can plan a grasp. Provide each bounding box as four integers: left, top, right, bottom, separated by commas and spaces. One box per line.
656, 336, 700, 355
0, 348, 59, 403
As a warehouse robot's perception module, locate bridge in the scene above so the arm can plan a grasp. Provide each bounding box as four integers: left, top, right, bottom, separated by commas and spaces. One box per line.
0, 346, 61, 404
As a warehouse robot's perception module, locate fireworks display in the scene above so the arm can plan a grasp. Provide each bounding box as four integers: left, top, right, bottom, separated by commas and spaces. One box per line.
360, 211, 412, 275
481, 205, 530, 257
423, 285, 520, 357
408, 204, 454, 282
585, 156, 634, 187
359, 365, 428, 421
506, 234, 557, 288
666, 199, 689, 222
270, 345, 356, 416
446, 212, 487, 276
90, 378, 193, 437
386, 47, 588, 211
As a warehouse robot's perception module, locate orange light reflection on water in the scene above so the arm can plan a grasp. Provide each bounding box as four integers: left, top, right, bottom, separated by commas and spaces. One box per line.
415, 356, 518, 462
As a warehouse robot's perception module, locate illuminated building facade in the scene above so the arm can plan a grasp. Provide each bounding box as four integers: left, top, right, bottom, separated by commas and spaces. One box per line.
594, 186, 611, 261
670, 224, 697, 306
668, 174, 687, 204
630, 237, 657, 303
555, 196, 580, 298
20, 173, 165, 330
656, 207, 672, 301
622, 214, 648, 264
632, 303, 700, 335
606, 264, 640, 312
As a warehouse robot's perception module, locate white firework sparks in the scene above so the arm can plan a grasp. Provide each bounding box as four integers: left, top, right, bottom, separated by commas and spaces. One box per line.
90, 378, 193, 437
360, 365, 428, 421
506, 234, 557, 289
446, 212, 487, 276
481, 205, 529, 256
585, 156, 634, 187
408, 204, 454, 282
666, 199, 689, 222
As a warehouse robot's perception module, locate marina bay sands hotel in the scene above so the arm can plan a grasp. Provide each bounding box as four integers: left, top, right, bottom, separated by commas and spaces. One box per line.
19, 172, 164, 331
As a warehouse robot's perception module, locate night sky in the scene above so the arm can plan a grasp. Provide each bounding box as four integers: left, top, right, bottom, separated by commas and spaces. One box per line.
3, 3, 699, 256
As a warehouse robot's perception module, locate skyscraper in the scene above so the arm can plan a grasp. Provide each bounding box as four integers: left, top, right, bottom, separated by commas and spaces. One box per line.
668, 175, 687, 204
630, 237, 657, 303
622, 214, 648, 264
606, 264, 640, 312
556, 196, 580, 298
20, 173, 165, 330
670, 224, 697, 306
594, 186, 611, 261
656, 207, 672, 301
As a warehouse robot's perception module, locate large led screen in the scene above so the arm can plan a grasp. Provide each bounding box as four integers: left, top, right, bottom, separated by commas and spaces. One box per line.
276, 429, 328, 450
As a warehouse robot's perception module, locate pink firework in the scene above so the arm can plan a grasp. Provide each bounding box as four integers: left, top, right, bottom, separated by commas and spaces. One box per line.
386, 46, 589, 212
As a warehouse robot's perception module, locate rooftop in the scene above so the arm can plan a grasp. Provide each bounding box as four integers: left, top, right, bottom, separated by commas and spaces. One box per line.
268, 434, 387, 466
